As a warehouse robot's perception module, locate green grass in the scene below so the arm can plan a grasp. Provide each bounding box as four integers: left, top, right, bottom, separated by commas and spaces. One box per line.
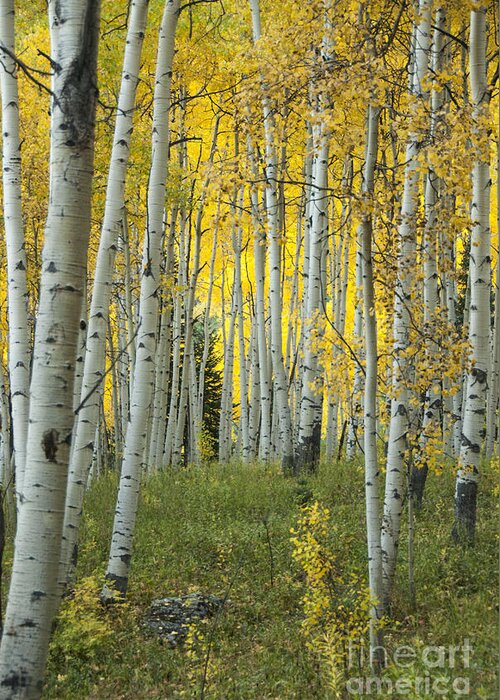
40, 458, 498, 699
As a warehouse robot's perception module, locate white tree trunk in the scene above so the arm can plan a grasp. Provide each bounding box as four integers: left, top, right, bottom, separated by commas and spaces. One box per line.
453, 7, 491, 544
361, 103, 384, 664
103, 0, 180, 598
249, 0, 294, 470
412, 8, 446, 505
0, 352, 15, 521
219, 281, 237, 462
347, 224, 364, 460
381, 0, 431, 609
61, 0, 150, 585
0, 0, 31, 499
296, 123, 328, 472
0, 1, 100, 693
248, 141, 272, 460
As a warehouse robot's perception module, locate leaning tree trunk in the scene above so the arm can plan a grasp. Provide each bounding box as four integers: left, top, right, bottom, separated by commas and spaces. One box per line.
60, 0, 150, 586
453, 6, 491, 545
0, 1, 100, 695
0, 0, 31, 500
103, 0, 180, 599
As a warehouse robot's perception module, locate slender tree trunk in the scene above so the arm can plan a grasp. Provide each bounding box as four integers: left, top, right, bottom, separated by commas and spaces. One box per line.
0, 0, 31, 500
219, 287, 237, 462
103, 0, 180, 598
412, 7, 446, 507
61, 0, 150, 585
0, 355, 14, 523
249, 0, 294, 470
296, 123, 328, 472
347, 224, 364, 460
248, 146, 272, 460
381, 0, 431, 610
361, 103, 384, 665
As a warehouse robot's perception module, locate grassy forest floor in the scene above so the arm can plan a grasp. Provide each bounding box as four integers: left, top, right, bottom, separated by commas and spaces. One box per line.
5, 457, 497, 698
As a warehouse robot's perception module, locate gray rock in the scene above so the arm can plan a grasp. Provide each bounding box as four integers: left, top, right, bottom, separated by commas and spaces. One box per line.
141, 592, 226, 646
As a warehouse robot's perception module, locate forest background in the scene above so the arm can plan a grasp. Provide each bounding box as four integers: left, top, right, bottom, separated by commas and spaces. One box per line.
0, 0, 498, 698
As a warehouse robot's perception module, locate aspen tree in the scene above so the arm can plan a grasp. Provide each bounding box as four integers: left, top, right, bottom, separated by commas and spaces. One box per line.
0, 0, 30, 498
232, 184, 251, 462
103, 0, 180, 598
361, 102, 384, 668
173, 115, 219, 465
248, 141, 272, 460
0, 1, 100, 694
380, 0, 432, 609
347, 225, 364, 461
248, 317, 261, 458
296, 123, 329, 471
412, 7, 446, 507
0, 353, 14, 520
453, 6, 491, 544
61, 0, 150, 584
249, 0, 294, 471
148, 205, 177, 470
196, 200, 220, 452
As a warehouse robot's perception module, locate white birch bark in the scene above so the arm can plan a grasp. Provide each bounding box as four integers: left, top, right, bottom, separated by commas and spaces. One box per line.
486, 147, 499, 457
116, 296, 130, 443
232, 184, 250, 462
347, 224, 364, 460
61, 0, 150, 585
163, 280, 183, 467
0, 0, 30, 498
196, 200, 220, 440
173, 117, 219, 465
72, 292, 88, 417
247, 316, 260, 458
453, 7, 491, 544
381, 0, 431, 609
248, 142, 272, 460
103, 0, 180, 597
219, 281, 237, 462
0, 354, 14, 521
412, 8, 445, 506
249, 0, 294, 470
122, 212, 137, 378
0, 1, 100, 693
361, 103, 384, 663
296, 124, 328, 472
147, 298, 170, 470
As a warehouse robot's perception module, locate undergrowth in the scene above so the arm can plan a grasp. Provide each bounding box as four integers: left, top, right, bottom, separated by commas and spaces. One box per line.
38, 458, 498, 698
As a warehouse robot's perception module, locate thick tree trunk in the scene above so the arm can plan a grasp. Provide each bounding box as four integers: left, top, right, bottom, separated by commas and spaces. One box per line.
0, 1, 100, 694
453, 7, 491, 545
